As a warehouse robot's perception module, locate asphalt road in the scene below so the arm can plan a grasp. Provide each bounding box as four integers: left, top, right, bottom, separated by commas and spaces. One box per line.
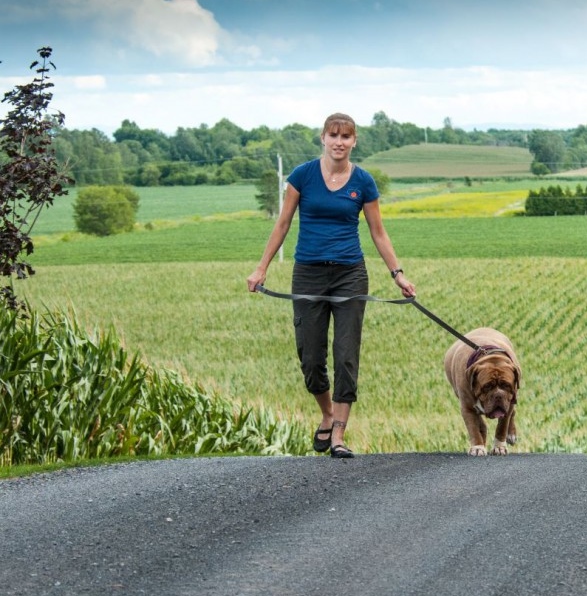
1, 453, 586, 596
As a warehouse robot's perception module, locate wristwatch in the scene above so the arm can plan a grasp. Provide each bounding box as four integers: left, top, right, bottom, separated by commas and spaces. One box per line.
391, 268, 404, 279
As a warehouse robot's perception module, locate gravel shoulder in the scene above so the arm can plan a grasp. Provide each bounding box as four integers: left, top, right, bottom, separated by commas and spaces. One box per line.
1, 453, 586, 595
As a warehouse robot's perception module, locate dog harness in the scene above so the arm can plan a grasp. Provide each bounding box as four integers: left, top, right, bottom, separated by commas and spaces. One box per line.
466, 345, 510, 369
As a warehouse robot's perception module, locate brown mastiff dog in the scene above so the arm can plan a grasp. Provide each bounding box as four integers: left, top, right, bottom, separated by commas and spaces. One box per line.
444, 327, 521, 456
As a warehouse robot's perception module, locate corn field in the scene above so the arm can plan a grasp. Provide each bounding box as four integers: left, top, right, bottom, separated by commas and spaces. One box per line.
0, 307, 309, 466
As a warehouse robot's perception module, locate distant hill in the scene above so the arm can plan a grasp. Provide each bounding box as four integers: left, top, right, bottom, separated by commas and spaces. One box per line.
362, 143, 533, 178
552, 167, 587, 177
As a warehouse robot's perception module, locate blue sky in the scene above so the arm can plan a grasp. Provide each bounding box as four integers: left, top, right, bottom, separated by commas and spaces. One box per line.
1, 0, 587, 136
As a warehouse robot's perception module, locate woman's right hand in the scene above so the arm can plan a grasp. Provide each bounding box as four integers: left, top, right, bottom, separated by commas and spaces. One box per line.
247, 267, 266, 292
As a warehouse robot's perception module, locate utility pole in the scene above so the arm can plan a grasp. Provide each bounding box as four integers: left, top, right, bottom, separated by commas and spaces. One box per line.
277, 153, 284, 262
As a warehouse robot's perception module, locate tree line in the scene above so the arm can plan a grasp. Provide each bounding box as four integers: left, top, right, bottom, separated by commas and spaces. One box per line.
50, 114, 587, 187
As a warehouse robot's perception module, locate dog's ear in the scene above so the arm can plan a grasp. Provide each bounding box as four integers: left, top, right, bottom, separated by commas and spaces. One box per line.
466, 367, 478, 394
511, 365, 521, 404
513, 365, 521, 390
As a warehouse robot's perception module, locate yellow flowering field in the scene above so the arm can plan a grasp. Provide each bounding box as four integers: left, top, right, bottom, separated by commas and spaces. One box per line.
380, 190, 526, 218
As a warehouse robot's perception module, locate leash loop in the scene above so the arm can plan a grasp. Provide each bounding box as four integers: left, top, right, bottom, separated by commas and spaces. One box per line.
254, 284, 414, 305
254, 284, 481, 350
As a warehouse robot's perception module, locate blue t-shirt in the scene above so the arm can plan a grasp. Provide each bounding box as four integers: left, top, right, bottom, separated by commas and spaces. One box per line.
286, 158, 379, 264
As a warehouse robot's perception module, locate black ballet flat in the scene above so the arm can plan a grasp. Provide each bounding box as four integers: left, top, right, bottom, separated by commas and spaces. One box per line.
330, 444, 354, 459
313, 426, 333, 452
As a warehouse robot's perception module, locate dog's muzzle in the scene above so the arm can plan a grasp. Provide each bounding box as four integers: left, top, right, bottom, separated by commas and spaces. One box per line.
487, 406, 507, 419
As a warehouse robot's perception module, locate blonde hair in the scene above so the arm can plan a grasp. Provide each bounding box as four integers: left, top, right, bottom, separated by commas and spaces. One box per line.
322, 113, 356, 137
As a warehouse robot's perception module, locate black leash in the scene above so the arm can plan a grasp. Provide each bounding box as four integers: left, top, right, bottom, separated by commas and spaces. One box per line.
255, 284, 481, 351
408, 300, 480, 351
255, 284, 414, 306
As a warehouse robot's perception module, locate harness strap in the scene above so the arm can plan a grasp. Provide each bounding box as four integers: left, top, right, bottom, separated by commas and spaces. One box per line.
466, 345, 509, 369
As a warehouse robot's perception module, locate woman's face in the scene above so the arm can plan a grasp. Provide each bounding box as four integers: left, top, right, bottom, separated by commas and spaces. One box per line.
321, 125, 356, 160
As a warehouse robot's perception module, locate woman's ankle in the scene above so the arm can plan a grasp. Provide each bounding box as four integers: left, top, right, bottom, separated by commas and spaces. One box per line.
331, 419, 347, 445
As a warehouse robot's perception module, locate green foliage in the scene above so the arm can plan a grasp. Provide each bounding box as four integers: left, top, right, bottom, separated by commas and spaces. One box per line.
566, 125, 587, 170
40, 100, 587, 187
0, 306, 309, 465
159, 161, 200, 186
0, 47, 72, 309
255, 170, 279, 216
47, 103, 587, 187
528, 130, 566, 174
56, 128, 124, 185
365, 167, 391, 194
525, 185, 587, 216
531, 160, 551, 176
113, 119, 171, 156
272, 123, 320, 173
138, 162, 161, 186
229, 156, 266, 179
214, 161, 238, 185
73, 185, 140, 236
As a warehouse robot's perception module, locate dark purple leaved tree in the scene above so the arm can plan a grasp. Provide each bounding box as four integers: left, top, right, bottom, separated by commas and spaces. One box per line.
0, 47, 73, 311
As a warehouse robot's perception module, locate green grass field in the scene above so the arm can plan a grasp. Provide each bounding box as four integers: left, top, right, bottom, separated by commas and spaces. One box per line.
32, 184, 260, 235
29, 214, 587, 266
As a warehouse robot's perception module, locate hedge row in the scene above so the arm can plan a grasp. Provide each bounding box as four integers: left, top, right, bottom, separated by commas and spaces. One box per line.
525, 185, 587, 216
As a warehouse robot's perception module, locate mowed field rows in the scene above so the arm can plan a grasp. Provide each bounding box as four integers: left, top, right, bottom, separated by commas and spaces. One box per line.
363, 143, 533, 177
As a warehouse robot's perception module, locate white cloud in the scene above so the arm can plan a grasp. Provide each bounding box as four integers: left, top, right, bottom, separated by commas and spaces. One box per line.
51, 0, 226, 67
73, 75, 106, 90
142, 74, 165, 87
124, 0, 223, 66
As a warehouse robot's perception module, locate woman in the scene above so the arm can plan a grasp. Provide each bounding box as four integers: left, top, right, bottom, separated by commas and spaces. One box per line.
247, 113, 416, 458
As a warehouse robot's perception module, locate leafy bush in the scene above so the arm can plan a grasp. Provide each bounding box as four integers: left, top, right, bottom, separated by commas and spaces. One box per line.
365, 167, 391, 194
531, 160, 551, 176
213, 162, 238, 185
255, 170, 279, 216
74, 185, 140, 235
0, 306, 310, 465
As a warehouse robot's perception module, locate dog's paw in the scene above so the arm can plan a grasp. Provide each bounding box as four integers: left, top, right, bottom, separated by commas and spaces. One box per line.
506, 433, 517, 445
468, 445, 487, 456
491, 440, 508, 456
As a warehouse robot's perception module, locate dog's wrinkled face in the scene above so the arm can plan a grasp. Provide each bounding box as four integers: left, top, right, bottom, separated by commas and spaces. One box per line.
469, 363, 518, 419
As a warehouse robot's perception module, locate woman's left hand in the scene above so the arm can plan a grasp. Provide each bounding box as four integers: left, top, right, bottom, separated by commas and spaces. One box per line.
395, 274, 416, 298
